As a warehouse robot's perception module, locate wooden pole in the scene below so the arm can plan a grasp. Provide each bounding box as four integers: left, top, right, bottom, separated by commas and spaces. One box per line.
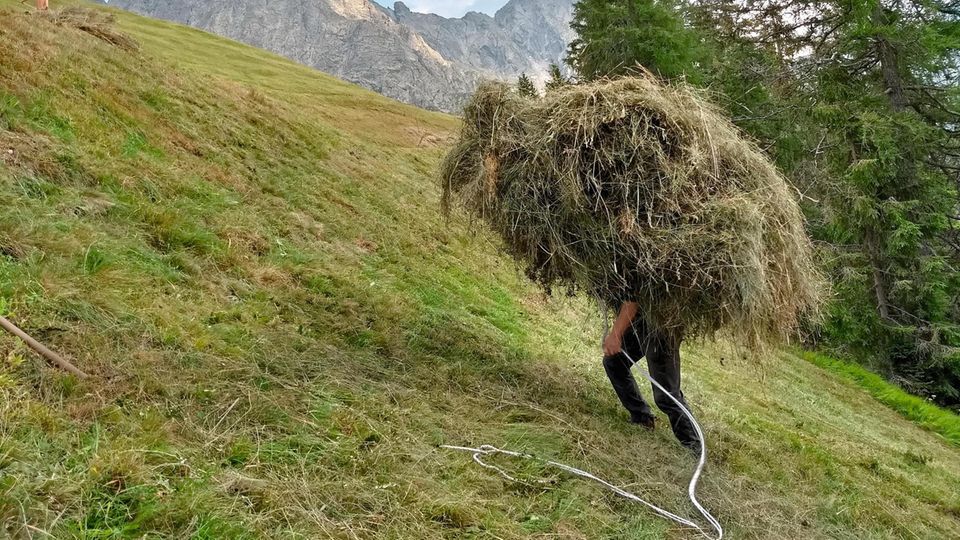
0, 315, 89, 378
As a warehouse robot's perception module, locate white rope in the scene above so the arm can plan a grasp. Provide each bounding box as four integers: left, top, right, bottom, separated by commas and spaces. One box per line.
441, 350, 723, 540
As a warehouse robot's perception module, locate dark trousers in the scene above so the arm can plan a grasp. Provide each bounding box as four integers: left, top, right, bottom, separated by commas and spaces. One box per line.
602, 318, 700, 447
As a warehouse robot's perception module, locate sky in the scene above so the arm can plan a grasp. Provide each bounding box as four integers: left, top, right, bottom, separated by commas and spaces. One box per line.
372, 0, 511, 18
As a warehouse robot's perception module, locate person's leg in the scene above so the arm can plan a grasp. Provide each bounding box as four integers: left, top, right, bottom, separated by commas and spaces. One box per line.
602, 322, 654, 426
644, 330, 700, 449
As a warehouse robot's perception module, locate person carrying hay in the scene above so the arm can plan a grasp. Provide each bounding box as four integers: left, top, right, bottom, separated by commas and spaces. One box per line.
603, 302, 699, 451
441, 77, 822, 454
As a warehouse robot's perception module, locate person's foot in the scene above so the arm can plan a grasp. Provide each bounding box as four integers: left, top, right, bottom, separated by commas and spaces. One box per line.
681, 439, 703, 457
630, 414, 656, 430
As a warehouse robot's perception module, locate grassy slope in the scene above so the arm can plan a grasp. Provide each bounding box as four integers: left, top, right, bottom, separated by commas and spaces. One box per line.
1, 3, 959, 538
801, 351, 960, 446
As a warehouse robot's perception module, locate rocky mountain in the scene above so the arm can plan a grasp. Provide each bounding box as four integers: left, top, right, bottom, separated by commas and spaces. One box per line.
389, 0, 574, 87
99, 0, 575, 111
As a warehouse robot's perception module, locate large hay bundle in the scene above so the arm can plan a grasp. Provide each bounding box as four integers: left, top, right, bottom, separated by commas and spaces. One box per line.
441, 76, 822, 347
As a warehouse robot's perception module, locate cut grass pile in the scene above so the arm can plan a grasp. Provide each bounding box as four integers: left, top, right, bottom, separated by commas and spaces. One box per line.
441, 80, 821, 347
1, 2, 959, 539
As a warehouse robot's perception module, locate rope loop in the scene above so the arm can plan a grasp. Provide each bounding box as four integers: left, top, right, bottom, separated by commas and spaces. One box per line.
441, 351, 723, 540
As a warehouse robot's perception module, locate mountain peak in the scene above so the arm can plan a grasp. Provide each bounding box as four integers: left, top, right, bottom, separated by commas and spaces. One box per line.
328, 0, 381, 19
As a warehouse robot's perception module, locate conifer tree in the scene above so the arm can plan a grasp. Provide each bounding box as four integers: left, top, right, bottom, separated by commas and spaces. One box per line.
566, 0, 704, 82
702, 0, 960, 402
545, 63, 567, 92
516, 73, 538, 98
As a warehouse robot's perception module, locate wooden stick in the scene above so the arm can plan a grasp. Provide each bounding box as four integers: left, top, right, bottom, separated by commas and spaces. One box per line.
0, 315, 89, 378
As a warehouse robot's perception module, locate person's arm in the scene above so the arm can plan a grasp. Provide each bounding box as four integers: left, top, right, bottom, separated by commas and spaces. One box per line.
603, 302, 638, 356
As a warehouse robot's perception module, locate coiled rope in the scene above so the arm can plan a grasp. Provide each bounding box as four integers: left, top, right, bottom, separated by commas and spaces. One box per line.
441, 349, 723, 539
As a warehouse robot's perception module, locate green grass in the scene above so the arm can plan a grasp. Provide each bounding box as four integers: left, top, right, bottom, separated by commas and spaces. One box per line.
1, 2, 959, 539
801, 350, 960, 446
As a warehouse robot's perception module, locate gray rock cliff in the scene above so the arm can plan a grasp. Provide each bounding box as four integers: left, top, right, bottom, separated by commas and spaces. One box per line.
387, 0, 574, 87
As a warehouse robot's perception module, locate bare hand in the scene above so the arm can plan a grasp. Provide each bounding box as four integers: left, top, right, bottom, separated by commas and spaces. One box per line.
603, 332, 623, 357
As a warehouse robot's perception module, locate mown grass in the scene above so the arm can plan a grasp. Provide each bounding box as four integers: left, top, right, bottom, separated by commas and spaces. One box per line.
1, 2, 959, 539
801, 350, 960, 446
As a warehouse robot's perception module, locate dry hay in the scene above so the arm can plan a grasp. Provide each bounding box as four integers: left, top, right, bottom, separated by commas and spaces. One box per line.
441, 75, 823, 348
43, 7, 139, 52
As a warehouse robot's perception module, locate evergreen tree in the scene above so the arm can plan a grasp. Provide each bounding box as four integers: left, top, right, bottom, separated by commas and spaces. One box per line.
693, 0, 960, 404
810, 1, 959, 403
545, 63, 567, 92
566, 0, 705, 82
516, 73, 538, 98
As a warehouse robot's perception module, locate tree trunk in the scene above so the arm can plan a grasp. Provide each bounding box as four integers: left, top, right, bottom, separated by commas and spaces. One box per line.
873, 13, 908, 111
864, 228, 892, 321
865, 4, 913, 323
872, 5, 918, 183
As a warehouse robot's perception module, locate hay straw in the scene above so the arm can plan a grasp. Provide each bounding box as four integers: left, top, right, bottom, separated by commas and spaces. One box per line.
44, 7, 140, 52
441, 75, 823, 348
